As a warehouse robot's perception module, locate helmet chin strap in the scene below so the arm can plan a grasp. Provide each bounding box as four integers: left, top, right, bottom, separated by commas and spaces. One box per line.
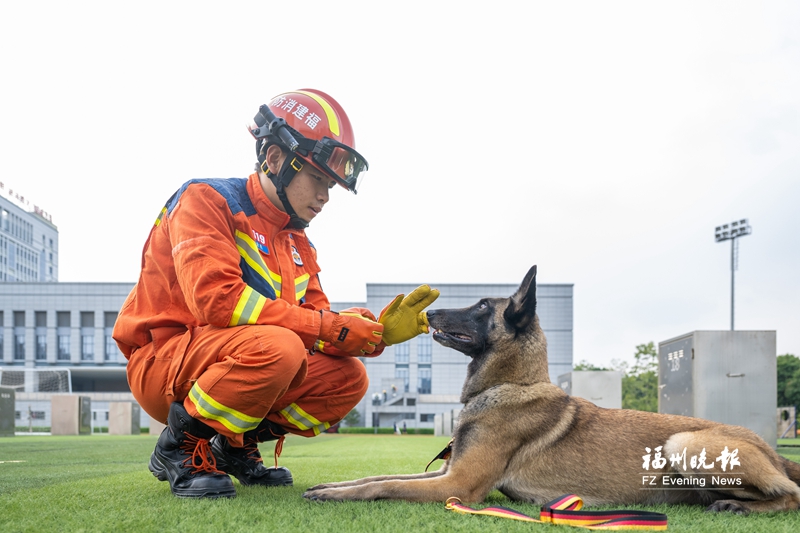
274, 177, 309, 230
258, 145, 310, 230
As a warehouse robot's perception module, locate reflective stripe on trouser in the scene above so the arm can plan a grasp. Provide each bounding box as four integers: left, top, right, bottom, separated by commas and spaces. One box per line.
279, 403, 330, 436
188, 381, 261, 434
266, 353, 368, 438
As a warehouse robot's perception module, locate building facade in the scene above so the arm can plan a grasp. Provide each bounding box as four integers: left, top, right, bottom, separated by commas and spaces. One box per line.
2, 279, 573, 431
0, 193, 58, 283
0, 282, 134, 430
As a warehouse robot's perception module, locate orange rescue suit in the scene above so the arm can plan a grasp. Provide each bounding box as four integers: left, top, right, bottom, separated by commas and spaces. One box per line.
113, 173, 379, 446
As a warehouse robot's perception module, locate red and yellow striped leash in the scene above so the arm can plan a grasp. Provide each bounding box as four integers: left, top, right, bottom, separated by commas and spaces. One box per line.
445, 494, 668, 530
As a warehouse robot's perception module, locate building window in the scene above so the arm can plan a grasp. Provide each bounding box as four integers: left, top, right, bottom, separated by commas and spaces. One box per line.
13, 311, 25, 361
58, 336, 70, 360
104, 312, 118, 362
35, 311, 47, 361
36, 335, 47, 360
105, 336, 118, 362
14, 333, 25, 359
418, 335, 432, 364
81, 335, 94, 361
395, 365, 409, 393
420, 414, 435, 422
418, 366, 432, 394
57, 311, 70, 361
80, 312, 95, 362
395, 342, 409, 364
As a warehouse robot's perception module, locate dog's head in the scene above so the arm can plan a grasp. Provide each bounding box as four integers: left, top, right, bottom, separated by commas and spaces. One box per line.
427, 265, 549, 399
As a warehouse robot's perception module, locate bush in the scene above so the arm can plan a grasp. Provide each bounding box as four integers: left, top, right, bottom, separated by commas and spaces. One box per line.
338, 427, 434, 435
15, 426, 51, 433
338, 427, 395, 434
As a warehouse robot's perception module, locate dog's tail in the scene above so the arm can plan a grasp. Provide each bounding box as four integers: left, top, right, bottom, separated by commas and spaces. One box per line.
781, 456, 800, 486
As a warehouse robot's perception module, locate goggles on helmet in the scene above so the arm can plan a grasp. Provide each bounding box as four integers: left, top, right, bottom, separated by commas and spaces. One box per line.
301, 136, 368, 194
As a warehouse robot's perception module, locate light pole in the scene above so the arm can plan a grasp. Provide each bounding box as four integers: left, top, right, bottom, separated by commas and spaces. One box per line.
714, 219, 752, 330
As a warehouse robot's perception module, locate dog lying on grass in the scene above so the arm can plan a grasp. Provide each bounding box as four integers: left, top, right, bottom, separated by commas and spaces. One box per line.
304, 265, 800, 514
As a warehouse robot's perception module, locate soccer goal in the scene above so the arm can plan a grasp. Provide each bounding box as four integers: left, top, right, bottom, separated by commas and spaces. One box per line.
0, 368, 72, 393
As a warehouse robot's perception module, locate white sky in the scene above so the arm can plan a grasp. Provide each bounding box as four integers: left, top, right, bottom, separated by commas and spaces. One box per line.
1, 1, 798, 368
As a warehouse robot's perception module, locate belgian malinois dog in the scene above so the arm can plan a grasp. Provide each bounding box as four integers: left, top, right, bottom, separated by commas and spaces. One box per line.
304, 265, 800, 514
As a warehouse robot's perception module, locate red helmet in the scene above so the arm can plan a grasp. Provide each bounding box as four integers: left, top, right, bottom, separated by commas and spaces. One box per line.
249, 89, 368, 194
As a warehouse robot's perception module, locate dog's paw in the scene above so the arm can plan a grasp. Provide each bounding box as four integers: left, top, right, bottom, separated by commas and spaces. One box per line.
304, 485, 372, 502
705, 500, 750, 515
303, 488, 341, 502
302, 489, 321, 501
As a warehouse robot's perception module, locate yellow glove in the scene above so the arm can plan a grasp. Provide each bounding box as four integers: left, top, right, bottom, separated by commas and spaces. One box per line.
378, 285, 440, 345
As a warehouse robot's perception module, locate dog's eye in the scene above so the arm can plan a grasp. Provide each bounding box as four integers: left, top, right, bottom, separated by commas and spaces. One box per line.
478, 301, 488, 310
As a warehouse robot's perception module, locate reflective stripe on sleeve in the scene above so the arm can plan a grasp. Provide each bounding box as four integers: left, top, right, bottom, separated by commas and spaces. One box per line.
294, 273, 310, 301
229, 285, 267, 326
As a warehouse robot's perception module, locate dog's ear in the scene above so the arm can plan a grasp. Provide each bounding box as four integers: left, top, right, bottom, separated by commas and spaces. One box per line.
503, 265, 538, 332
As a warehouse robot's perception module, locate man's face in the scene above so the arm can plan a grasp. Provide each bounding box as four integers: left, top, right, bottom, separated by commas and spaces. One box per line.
284, 163, 337, 223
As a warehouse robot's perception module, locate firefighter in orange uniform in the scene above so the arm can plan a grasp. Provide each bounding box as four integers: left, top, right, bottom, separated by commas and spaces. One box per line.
113, 89, 439, 499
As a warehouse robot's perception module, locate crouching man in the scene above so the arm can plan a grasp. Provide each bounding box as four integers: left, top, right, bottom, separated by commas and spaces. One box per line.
113, 88, 438, 498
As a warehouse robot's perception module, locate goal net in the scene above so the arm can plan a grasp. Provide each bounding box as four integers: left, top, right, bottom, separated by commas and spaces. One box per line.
0, 368, 72, 393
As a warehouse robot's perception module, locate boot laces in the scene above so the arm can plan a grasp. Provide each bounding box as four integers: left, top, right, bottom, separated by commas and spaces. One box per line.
272, 433, 285, 469
243, 439, 264, 464
181, 433, 227, 475
248, 425, 287, 469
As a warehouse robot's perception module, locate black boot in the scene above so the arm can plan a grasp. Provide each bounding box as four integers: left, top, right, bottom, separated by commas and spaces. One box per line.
148, 402, 236, 498
210, 419, 293, 487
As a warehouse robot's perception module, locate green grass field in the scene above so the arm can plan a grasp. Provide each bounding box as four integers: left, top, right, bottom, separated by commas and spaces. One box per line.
1, 434, 799, 532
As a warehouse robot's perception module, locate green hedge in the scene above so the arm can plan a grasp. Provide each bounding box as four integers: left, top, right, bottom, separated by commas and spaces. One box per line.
338, 427, 434, 435
15, 426, 51, 433
13, 427, 155, 434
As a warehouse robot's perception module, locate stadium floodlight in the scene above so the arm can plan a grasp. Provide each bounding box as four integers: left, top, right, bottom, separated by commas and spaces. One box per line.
714, 218, 752, 330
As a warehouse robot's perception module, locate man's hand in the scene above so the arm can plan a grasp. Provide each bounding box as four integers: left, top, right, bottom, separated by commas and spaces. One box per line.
318, 310, 384, 356
378, 285, 440, 345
